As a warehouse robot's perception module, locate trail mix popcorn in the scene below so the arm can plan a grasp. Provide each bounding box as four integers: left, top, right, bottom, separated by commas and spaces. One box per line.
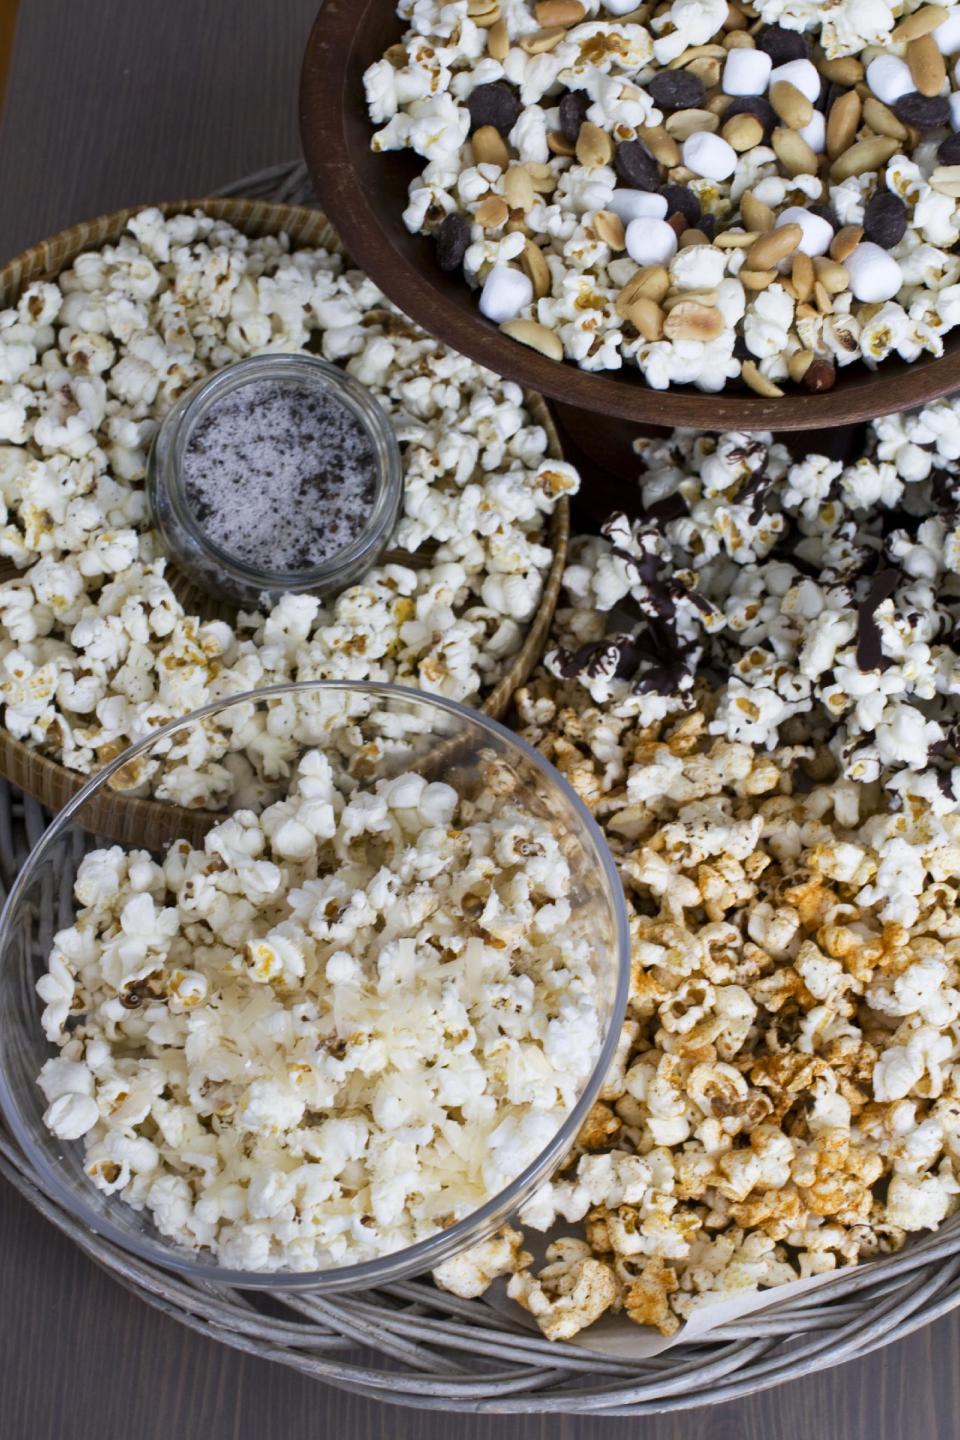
36, 747, 605, 1270
0, 210, 576, 799
366, 0, 960, 392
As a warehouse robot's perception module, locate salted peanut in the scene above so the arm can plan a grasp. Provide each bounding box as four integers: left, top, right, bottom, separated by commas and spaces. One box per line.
741, 359, 784, 397
548, 130, 576, 156
520, 238, 551, 297
773, 127, 818, 177
525, 162, 557, 194
746, 222, 802, 270
500, 318, 564, 359
506, 214, 533, 237
740, 268, 777, 290
741, 190, 775, 232
770, 80, 813, 129
504, 166, 536, 211
723, 113, 764, 151
714, 229, 758, 248
830, 225, 863, 262
663, 288, 718, 310
576, 121, 614, 167
594, 210, 626, 249
814, 280, 834, 314
861, 96, 909, 142
830, 136, 898, 181
535, 0, 585, 22
663, 301, 725, 341
813, 256, 850, 293
476, 194, 509, 228
624, 296, 665, 340
665, 108, 719, 139
819, 55, 864, 85
487, 18, 509, 60
724, 30, 755, 48
892, 3, 949, 41
826, 91, 861, 160
723, 1, 749, 29
678, 227, 710, 247
615, 265, 671, 314
788, 349, 816, 382
687, 56, 722, 85
792, 252, 815, 303
930, 166, 960, 197
467, 0, 502, 26
520, 26, 566, 53
473, 125, 510, 169
637, 125, 681, 166
908, 33, 947, 95
668, 42, 727, 66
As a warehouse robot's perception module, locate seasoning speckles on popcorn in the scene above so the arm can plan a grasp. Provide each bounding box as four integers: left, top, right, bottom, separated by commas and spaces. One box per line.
365, 0, 960, 391
0, 209, 578, 802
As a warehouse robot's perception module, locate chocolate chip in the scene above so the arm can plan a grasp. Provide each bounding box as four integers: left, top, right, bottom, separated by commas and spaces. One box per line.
856, 567, 900, 672
648, 69, 705, 113
660, 183, 701, 226
863, 191, 907, 249
699, 212, 717, 241
467, 81, 520, 136
938, 131, 960, 165
558, 90, 590, 144
801, 358, 837, 393
808, 202, 839, 230
666, 211, 688, 236
724, 95, 777, 136
436, 213, 470, 272
614, 139, 661, 190
756, 24, 808, 64
893, 93, 952, 130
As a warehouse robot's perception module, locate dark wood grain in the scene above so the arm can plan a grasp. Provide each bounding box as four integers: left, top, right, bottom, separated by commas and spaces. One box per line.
300, 0, 960, 435
0, 5, 959, 1437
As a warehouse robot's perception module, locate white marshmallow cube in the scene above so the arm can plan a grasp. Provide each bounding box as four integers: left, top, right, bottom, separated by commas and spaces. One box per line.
867, 55, 915, 106
950, 90, 960, 129
776, 205, 834, 257
722, 48, 773, 96
602, 0, 644, 13
769, 58, 821, 104
607, 189, 669, 223
479, 266, 533, 323
625, 217, 678, 266
682, 131, 737, 181
798, 109, 826, 154
934, 10, 960, 54
844, 242, 903, 303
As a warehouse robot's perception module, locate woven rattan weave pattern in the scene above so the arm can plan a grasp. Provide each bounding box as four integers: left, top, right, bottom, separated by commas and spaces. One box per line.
1, 165, 960, 1416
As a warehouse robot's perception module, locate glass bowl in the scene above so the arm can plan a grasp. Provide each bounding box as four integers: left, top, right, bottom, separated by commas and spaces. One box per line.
0, 681, 630, 1291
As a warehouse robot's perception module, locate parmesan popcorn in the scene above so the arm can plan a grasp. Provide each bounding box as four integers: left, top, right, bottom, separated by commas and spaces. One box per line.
37, 747, 605, 1271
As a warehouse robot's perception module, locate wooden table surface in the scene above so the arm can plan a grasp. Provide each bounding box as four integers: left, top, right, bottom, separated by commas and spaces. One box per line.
0, 4, 958, 1437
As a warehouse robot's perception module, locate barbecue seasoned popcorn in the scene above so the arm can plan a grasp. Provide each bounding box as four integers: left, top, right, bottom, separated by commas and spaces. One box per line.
36, 750, 605, 1270
0, 211, 576, 795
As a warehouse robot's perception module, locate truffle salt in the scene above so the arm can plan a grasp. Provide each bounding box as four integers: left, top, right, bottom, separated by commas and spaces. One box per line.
182, 378, 377, 573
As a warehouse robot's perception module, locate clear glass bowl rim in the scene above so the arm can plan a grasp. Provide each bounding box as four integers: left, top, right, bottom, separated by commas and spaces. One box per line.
0, 680, 631, 1291
147, 353, 404, 594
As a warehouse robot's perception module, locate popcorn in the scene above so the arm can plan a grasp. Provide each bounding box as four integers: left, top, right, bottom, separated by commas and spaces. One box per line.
0, 212, 577, 796
37, 748, 605, 1270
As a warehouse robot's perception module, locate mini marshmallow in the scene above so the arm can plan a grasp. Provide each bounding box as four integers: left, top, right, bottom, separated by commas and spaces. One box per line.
608, 190, 669, 223
602, 0, 644, 12
777, 205, 834, 258
682, 131, 737, 181
799, 109, 826, 155
479, 266, 534, 323
934, 9, 960, 55
625, 217, 678, 266
769, 59, 821, 105
867, 55, 916, 107
951, 91, 960, 129
845, 242, 904, 303
722, 48, 773, 97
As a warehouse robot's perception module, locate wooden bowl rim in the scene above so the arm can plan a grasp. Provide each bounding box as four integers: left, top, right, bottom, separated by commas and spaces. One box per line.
299, 0, 960, 434
0, 197, 569, 846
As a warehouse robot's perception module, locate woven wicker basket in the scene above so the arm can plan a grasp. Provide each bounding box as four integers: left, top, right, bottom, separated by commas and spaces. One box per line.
2, 168, 960, 1416
0, 197, 569, 846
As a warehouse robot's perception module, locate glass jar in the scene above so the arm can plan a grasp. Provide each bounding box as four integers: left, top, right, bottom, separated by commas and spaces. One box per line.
146, 353, 403, 606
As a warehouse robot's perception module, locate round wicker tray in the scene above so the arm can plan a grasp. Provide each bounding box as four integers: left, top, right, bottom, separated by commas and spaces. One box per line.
2, 164, 960, 1416
0, 192, 569, 846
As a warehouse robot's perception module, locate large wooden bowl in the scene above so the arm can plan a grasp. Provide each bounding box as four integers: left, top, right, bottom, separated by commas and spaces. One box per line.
0, 199, 569, 847
300, 0, 960, 434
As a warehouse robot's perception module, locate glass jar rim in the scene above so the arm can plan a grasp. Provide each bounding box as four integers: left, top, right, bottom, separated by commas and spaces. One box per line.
151, 353, 403, 594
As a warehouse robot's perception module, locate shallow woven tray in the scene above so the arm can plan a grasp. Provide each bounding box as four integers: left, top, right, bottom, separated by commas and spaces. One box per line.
2, 165, 960, 1416
0, 193, 569, 846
